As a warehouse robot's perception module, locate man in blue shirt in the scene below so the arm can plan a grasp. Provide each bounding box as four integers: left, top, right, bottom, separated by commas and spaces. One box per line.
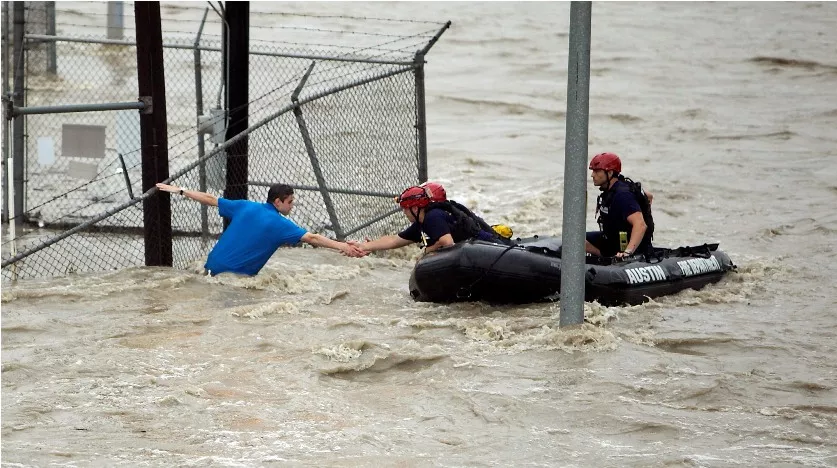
585, 152, 655, 258
156, 182, 366, 276
354, 184, 500, 255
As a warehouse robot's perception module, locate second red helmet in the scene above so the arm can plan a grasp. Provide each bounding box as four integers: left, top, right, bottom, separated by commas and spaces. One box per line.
589, 152, 622, 173
397, 186, 431, 209
420, 181, 447, 202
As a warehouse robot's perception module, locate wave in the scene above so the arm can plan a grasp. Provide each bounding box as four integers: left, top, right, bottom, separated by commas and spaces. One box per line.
653, 336, 741, 356
208, 262, 365, 293
464, 157, 499, 168
1, 325, 45, 334
681, 108, 707, 119
314, 340, 448, 375
749, 56, 837, 73
604, 113, 643, 124
229, 301, 304, 318
755, 218, 837, 238
786, 380, 833, 393
709, 130, 796, 141
398, 303, 620, 354
609, 420, 682, 439
1, 268, 193, 302
791, 404, 837, 415
463, 320, 620, 353
437, 95, 565, 120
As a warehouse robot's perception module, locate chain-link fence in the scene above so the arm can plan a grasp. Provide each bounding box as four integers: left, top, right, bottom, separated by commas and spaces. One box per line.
1, 2, 449, 281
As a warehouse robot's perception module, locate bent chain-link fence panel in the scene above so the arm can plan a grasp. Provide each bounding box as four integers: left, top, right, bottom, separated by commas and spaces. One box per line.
2, 4, 446, 282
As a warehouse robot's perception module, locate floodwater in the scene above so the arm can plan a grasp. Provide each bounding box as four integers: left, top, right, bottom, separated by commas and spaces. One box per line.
3, 2, 837, 466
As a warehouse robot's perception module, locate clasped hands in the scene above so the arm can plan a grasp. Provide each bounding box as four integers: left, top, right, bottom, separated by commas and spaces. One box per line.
340, 241, 368, 258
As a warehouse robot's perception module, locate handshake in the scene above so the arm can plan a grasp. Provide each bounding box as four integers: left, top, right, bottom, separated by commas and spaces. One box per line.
339, 239, 372, 258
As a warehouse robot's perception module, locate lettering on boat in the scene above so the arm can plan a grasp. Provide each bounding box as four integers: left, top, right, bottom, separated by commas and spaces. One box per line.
625, 265, 667, 284
677, 256, 721, 277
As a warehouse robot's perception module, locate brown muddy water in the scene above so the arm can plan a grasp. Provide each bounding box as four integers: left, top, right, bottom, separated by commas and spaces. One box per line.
3, 2, 837, 467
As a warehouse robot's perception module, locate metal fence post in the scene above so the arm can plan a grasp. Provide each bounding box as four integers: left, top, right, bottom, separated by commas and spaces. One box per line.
414, 51, 428, 184
194, 8, 209, 241
46, 1, 56, 74
135, 1, 172, 267
412, 22, 449, 184
2, 1, 9, 222
12, 1, 25, 227
292, 62, 345, 240
223, 2, 248, 213
559, 1, 592, 327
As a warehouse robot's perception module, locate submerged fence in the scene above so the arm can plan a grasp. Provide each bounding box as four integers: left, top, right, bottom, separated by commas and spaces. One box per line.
1, 2, 449, 281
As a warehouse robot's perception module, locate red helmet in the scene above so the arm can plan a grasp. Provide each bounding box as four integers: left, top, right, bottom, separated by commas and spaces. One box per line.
397, 186, 430, 209
420, 181, 447, 202
589, 152, 622, 173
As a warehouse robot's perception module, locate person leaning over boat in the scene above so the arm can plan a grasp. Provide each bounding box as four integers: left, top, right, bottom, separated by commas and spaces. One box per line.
585, 152, 655, 259
352, 183, 505, 255
155, 182, 367, 276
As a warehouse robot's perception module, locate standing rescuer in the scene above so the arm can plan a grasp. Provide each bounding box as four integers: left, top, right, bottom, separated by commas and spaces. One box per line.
585, 152, 655, 259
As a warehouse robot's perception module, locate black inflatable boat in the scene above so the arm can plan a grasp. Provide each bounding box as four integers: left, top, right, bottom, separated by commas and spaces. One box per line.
408, 236, 735, 306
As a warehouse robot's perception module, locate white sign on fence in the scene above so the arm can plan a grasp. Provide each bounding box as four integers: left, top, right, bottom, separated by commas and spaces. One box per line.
37, 137, 55, 165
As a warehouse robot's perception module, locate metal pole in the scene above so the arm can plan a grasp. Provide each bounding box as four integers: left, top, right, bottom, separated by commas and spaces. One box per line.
107, 2, 124, 40
341, 207, 401, 238
13, 100, 146, 116
118, 153, 134, 200
291, 62, 344, 239
194, 8, 209, 241
12, 1, 24, 227
294, 109, 344, 239
223, 2, 249, 222
412, 22, 449, 184
414, 52, 428, 184
2, 113, 9, 225
46, 1, 56, 75
418, 21, 451, 57
2, 1, 9, 222
216, 3, 228, 112
7, 153, 16, 259
135, 1, 172, 267
559, 1, 592, 328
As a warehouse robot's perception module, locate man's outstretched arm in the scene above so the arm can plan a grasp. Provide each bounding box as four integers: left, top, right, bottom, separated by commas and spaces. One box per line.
301, 232, 367, 258
156, 183, 218, 207
351, 235, 414, 252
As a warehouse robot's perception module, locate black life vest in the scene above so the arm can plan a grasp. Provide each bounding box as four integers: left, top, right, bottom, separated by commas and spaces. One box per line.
426, 200, 497, 243
595, 176, 654, 254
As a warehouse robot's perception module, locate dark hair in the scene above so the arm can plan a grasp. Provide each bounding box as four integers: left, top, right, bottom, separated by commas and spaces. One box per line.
267, 184, 294, 203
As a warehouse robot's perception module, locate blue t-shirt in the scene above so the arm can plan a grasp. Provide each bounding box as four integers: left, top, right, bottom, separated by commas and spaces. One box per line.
205, 198, 308, 276
397, 208, 495, 246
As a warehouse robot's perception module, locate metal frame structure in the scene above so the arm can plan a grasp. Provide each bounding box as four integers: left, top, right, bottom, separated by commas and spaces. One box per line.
1, 5, 450, 281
